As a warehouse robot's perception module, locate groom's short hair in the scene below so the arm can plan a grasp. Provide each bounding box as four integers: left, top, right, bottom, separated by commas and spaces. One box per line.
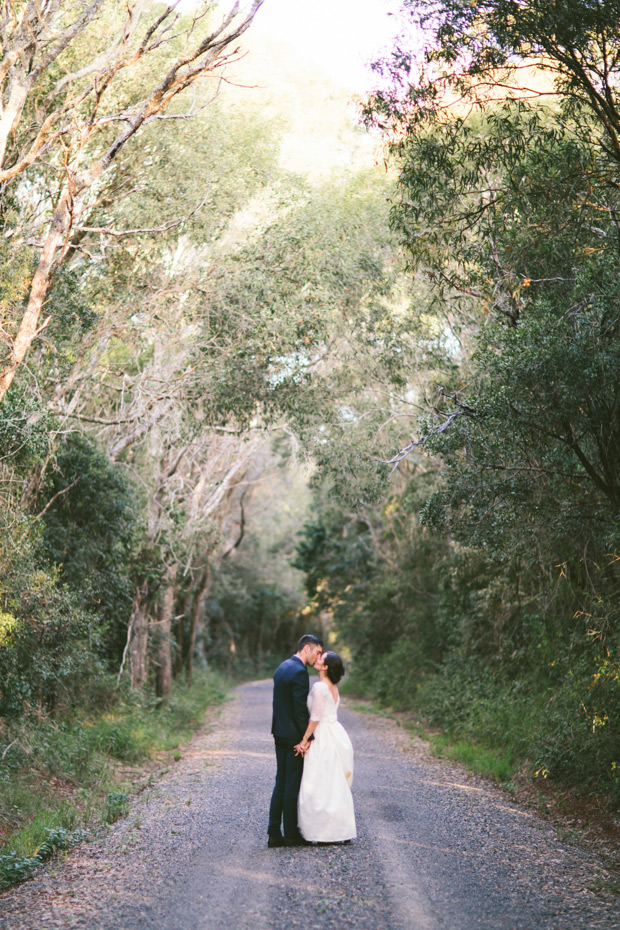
297, 633, 323, 652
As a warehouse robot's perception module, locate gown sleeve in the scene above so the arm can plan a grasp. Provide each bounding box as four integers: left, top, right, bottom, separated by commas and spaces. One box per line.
309, 682, 326, 722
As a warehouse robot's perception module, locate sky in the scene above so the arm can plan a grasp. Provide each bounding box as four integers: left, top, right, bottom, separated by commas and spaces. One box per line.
250, 0, 403, 92
224, 0, 409, 176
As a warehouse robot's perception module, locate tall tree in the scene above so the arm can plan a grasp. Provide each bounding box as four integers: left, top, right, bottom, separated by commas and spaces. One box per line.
0, 0, 263, 401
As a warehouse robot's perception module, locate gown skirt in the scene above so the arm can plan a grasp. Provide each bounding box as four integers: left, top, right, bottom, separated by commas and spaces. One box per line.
298, 681, 356, 843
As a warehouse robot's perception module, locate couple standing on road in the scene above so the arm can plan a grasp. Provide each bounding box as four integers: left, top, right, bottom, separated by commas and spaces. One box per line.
267, 634, 356, 848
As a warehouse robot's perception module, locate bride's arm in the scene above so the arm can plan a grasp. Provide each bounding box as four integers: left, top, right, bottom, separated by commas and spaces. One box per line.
295, 718, 318, 754
295, 683, 324, 753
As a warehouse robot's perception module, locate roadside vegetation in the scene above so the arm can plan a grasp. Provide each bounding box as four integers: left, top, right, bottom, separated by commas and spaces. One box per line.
0, 671, 228, 889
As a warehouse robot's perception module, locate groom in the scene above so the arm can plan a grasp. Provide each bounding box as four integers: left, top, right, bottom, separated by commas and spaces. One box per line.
268, 633, 323, 847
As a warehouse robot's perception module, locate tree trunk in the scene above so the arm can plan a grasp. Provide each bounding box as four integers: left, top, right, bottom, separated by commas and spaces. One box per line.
0, 190, 72, 401
156, 564, 176, 701
129, 584, 150, 690
0, 77, 29, 168
174, 591, 189, 678
185, 565, 209, 684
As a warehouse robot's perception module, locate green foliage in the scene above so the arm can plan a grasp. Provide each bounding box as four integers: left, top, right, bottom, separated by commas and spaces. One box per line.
0, 539, 103, 717
295, 7, 620, 811
104, 792, 129, 824
303, 474, 620, 801
114, 100, 281, 248
195, 170, 398, 430
294, 518, 373, 601
0, 670, 229, 888
204, 562, 303, 668
0, 826, 88, 888
370, 0, 620, 168
0, 383, 54, 464
38, 432, 135, 652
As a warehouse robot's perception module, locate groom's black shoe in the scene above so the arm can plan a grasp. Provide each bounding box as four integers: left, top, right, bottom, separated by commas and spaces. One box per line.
268, 835, 284, 848
283, 836, 310, 847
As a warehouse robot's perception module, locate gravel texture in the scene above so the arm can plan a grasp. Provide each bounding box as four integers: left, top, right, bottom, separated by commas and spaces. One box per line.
1, 679, 618, 930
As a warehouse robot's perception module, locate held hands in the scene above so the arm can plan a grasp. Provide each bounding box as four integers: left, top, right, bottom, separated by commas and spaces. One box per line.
294, 740, 311, 756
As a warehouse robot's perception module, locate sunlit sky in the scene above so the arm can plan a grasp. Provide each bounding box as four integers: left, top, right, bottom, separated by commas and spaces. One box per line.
206, 0, 414, 175
251, 0, 403, 91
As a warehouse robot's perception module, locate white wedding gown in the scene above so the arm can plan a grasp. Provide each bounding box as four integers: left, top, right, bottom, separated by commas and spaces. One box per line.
298, 680, 356, 843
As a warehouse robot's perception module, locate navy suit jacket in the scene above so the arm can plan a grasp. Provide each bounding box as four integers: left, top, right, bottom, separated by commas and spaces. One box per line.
271, 656, 310, 746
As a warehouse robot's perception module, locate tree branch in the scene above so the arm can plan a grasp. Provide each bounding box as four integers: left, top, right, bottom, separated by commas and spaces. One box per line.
36, 476, 80, 518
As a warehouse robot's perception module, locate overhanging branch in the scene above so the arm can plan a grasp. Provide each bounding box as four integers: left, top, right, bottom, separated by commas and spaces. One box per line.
381, 392, 477, 474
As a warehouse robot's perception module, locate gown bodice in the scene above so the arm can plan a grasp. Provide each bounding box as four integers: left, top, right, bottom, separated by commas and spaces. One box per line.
308, 680, 339, 723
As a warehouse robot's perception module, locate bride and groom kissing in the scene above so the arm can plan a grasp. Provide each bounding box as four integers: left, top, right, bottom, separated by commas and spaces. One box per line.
268, 634, 356, 848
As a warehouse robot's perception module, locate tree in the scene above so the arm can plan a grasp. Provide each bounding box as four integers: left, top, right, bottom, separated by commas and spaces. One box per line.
0, 0, 263, 401
364, 2, 620, 517
371, 0, 620, 159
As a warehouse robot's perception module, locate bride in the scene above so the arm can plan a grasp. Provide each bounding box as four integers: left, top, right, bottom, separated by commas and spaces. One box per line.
295, 651, 356, 844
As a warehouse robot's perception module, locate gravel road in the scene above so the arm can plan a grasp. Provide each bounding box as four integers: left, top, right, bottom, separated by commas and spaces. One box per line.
1, 679, 618, 930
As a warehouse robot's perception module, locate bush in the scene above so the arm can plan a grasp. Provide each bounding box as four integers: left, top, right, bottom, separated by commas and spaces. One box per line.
0, 826, 89, 888
0, 557, 104, 718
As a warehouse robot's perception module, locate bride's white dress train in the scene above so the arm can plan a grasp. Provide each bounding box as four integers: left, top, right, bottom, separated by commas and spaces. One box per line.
298, 680, 356, 843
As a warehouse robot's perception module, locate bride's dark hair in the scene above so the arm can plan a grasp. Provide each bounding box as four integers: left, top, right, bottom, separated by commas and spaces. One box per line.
323, 651, 345, 685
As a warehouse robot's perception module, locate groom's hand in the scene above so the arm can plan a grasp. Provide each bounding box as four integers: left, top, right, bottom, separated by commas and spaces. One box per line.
294, 741, 309, 756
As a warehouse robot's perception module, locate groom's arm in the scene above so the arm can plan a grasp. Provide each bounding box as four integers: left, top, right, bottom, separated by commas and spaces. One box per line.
291, 668, 309, 739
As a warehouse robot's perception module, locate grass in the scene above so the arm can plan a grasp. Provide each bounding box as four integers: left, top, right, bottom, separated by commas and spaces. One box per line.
344, 665, 550, 788
0, 669, 230, 889
428, 733, 514, 783
346, 693, 516, 785
343, 672, 526, 787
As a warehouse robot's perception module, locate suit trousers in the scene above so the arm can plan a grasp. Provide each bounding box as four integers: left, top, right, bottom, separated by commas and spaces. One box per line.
268, 736, 304, 839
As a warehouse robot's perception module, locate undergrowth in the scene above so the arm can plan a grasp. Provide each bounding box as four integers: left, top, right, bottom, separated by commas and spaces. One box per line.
342, 662, 619, 802
0, 670, 229, 889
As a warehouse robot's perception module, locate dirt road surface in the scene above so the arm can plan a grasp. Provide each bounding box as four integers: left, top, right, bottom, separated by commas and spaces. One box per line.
1, 679, 618, 930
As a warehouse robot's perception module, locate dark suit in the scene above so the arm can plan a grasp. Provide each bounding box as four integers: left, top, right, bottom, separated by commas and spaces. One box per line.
268, 655, 309, 840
